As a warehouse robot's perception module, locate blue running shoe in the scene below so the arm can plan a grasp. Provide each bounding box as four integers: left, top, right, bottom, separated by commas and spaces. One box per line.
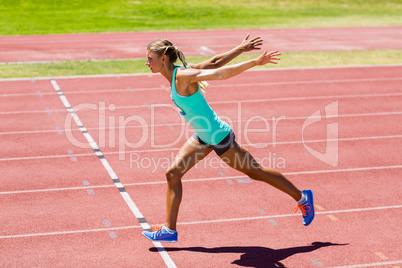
294, 190, 315, 226
142, 226, 178, 242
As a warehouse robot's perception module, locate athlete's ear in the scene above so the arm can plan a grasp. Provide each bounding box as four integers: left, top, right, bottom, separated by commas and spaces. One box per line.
161, 55, 167, 63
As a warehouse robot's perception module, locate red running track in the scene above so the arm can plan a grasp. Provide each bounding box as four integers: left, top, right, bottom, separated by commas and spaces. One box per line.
0, 65, 401, 267
1, 26, 401, 63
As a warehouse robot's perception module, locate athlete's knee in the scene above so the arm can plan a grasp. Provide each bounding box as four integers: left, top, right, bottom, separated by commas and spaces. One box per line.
232, 154, 261, 176
165, 168, 183, 185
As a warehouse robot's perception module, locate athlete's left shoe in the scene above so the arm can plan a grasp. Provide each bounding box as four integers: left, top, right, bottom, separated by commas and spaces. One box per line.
294, 189, 315, 226
142, 226, 178, 242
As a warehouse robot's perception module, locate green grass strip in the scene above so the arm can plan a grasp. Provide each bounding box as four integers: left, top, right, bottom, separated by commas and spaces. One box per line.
1, 50, 401, 79
1, 0, 401, 35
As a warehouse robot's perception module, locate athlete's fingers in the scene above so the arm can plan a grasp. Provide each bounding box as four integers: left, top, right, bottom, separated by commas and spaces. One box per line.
250, 36, 262, 42
268, 50, 280, 55
252, 42, 263, 46
252, 42, 263, 49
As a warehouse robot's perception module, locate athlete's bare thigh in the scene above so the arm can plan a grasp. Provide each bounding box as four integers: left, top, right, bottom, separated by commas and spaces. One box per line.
168, 136, 213, 176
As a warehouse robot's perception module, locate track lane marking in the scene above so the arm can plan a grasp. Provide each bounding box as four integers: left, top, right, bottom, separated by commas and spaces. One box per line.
176, 205, 402, 226
0, 135, 402, 162
1, 64, 401, 82
1, 91, 402, 115
0, 180, 196, 194
2, 76, 402, 97
1, 110, 402, 135
50, 79, 177, 268
1, 204, 400, 239
328, 260, 402, 268
327, 215, 339, 221
0, 63, 402, 82
375, 252, 389, 260
1, 134, 401, 161
0, 225, 141, 239
1, 164, 401, 195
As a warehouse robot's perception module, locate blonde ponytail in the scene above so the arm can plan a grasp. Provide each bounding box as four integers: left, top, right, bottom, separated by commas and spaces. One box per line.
176, 48, 188, 69
198, 81, 209, 94
174, 47, 209, 92
147, 39, 209, 93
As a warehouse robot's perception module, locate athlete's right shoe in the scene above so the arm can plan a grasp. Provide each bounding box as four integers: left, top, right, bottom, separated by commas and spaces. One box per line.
142, 226, 178, 242
294, 189, 315, 226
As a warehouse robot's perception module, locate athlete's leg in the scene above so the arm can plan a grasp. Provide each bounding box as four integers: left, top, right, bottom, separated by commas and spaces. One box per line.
219, 142, 302, 201
165, 137, 213, 230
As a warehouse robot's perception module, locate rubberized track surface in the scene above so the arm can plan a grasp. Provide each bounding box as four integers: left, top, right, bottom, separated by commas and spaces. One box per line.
1, 26, 401, 63
1, 64, 401, 267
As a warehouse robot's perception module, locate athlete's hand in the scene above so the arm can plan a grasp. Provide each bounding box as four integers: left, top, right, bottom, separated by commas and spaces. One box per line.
239, 33, 263, 52
255, 50, 281, 66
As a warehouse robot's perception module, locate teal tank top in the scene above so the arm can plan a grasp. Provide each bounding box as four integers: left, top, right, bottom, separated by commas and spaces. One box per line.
171, 66, 232, 145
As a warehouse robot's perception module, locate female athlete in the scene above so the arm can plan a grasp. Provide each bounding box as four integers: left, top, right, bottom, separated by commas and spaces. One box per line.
142, 34, 314, 242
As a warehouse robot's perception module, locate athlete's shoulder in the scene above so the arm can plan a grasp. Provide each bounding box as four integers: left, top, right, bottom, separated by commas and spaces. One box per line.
176, 66, 200, 78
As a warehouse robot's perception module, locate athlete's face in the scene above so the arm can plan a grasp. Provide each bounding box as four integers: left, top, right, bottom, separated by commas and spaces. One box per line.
145, 50, 164, 73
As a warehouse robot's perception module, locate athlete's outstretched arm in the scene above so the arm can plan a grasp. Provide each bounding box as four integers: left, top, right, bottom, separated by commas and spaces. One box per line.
190, 34, 263, 70
178, 50, 281, 85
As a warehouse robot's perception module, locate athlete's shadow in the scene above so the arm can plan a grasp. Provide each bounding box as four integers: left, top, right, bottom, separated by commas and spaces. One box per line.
150, 242, 347, 268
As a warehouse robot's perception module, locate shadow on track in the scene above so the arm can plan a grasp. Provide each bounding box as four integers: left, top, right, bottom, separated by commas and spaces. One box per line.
150, 242, 348, 268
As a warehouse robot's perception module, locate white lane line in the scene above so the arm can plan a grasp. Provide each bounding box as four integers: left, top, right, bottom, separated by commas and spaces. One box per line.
284, 164, 402, 175
1, 110, 402, 136
208, 92, 402, 106
0, 152, 95, 162
1, 76, 401, 97
254, 134, 402, 147
199, 46, 217, 56
50, 79, 177, 268
4, 76, 401, 97
1, 91, 402, 115
1, 204, 400, 239
0, 225, 141, 239
1, 134, 401, 162
176, 204, 402, 226
328, 260, 402, 268
0, 184, 115, 195
1, 164, 401, 195
1, 64, 401, 82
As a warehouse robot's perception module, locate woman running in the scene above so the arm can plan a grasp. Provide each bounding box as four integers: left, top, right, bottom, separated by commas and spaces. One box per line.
142, 34, 314, 242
